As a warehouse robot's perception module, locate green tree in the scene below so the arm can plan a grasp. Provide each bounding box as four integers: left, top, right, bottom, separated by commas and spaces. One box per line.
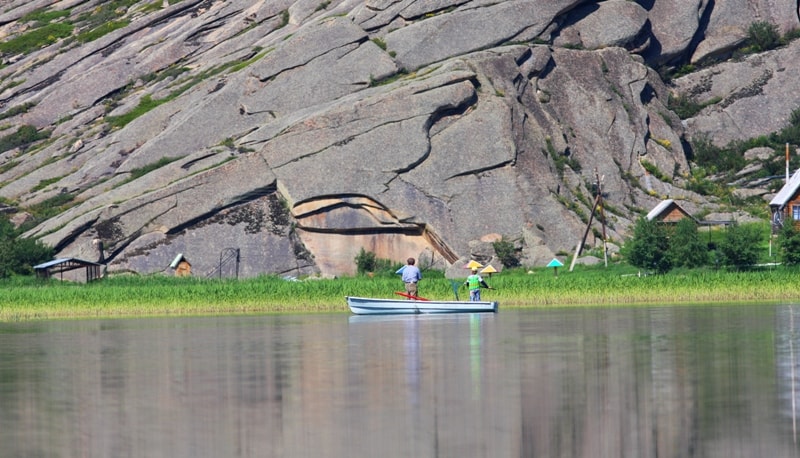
623, 217, 672, 273
668, 218, 709, 268
718, 223, 764, 269
0, 216, 53, 278
778, 222, 800, 266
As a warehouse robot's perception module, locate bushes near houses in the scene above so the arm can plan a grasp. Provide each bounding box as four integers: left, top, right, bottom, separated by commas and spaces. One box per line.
622, 218, 768, 272
717, 223, 763, 269
667, 218, 709, 268
622, 217, 672, 273
779, 223, 800, 266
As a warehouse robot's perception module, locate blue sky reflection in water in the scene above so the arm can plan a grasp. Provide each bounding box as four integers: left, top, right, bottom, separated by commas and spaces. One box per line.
2, 305, 800, 457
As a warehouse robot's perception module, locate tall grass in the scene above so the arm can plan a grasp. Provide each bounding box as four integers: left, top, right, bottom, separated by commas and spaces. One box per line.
2, 265, 800, 321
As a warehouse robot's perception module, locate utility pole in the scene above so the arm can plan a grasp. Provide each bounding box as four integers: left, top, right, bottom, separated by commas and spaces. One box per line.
569, 169, 607, 271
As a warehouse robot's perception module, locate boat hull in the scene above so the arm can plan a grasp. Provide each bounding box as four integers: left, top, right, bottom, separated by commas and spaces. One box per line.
346, 296, 498, 315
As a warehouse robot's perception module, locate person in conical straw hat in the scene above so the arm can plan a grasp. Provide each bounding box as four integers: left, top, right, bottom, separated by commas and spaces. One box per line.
464, 267, 490, 301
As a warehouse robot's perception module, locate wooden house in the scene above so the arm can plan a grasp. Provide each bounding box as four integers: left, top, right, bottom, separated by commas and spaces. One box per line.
170, 253, 192, 277
769, 168, 800, 233
646, 199, 695, 224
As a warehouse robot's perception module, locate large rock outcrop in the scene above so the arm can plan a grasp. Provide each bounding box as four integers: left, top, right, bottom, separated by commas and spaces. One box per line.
0, 0, 798, 277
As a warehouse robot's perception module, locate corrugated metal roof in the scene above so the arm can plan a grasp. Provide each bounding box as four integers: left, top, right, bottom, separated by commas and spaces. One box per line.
769, 169, 800, 208
169, 253, 185, 269
646, 199, 675, 221
33, 258, 102, 269
34, 258, 75, 269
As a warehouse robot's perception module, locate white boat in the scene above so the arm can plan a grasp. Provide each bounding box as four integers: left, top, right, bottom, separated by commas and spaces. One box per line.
346, 295, 498, 315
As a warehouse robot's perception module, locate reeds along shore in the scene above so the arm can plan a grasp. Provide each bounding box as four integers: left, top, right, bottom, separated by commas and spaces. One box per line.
1, 265, 798, 321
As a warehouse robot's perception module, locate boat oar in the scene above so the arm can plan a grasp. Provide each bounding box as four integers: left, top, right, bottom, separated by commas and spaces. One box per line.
394, 291, 430, 301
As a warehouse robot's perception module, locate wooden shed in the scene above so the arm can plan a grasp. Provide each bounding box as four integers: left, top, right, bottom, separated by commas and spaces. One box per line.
646, 199, 695, 224
769, 168, 800, 233
170, 254, 192, 277
34, 258, 103, 283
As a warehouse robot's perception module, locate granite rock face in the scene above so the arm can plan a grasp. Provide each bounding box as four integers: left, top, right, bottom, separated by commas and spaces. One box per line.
0, 0, 798, 276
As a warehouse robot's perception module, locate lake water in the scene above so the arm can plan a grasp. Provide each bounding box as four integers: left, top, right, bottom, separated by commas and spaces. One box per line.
2, 304, 800, 457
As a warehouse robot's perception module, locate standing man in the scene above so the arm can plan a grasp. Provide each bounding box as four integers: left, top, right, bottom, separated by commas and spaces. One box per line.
465, 267, 490, 301
401, 257, 422, 299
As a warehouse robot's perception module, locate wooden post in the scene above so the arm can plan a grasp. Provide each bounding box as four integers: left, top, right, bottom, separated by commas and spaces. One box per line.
569, 193, 600, 272
595, 170, 608, 268
569, 169, 606, 272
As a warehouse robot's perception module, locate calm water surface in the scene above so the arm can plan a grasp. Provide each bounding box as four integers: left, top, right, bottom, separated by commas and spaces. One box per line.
2, 304, 800, 457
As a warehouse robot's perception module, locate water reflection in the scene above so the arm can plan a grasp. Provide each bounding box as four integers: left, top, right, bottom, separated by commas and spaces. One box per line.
1, 306, 800, 457
777, 305, 800, 446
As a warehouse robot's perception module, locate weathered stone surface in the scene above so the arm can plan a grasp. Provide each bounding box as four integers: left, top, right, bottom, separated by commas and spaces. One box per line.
384, 0, 581, 71
644, 0, 708, 65
743, 146, 774, 161
675, 41, 800, 147
0, 0, 794, 278
691, 0, 800, 64
556, 1, 649, 51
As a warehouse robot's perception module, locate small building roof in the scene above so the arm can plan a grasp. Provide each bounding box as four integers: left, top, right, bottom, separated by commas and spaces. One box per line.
34, 258, 102, 270
34, 258, 103, 282
646, 199, 695, 222
769, 169, 800, 209
169, 253, 189, 269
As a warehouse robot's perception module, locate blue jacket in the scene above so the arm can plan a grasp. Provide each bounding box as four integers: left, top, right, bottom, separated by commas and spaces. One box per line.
401, 265, 422, 283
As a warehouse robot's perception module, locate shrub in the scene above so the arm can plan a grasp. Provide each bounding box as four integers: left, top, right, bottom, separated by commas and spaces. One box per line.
779, 222, 800, 266
718, 223, 764, 269
667, 218, 709, 268
0, 102, 36, 121
354, 248, 394, 275
0, 216, 53, 278
773, 108, 800, 147
371, 37, 387, 50
622, 217, 672, 273
0, 22, 74, 55
22, 8, 71, 25
0, 125, 51, 154
493, 238, 520, 268
748, 21, 780, 52
668, 93, 704, 119
25, 192, 76, 221
689, 134, 745, 173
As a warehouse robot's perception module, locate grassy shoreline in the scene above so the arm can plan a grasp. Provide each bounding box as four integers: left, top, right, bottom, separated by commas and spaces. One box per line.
1, 264, 799, 321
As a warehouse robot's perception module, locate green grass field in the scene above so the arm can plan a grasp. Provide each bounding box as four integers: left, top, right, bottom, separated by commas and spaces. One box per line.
1, 263, 798, 321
